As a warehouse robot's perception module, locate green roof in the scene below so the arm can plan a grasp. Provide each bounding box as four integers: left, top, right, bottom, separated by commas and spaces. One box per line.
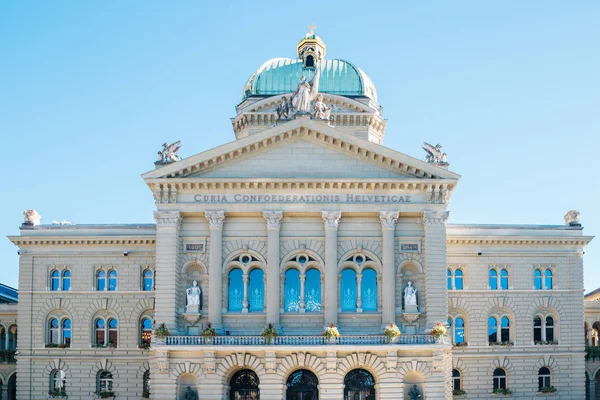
243, 58, 377, 102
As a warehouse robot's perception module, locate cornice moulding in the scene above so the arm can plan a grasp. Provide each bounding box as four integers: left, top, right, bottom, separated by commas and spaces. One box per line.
9, 236, 156, 247
447, 236, 593, 246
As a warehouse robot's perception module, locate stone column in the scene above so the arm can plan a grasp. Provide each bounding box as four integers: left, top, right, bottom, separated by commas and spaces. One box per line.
264, 211, 283, 328
356, 273, 363, 312
206, 210, 225, 332
242, 274, 249, 313
154, 211, 182, 332
422, 210, 450, 328
322, 211, 341, 325
380, 211, 399, 326
299, 274, 306, 313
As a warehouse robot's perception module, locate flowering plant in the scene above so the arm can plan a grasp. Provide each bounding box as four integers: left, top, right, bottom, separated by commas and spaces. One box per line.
47, 388, 67, 398
383, 322, 401, 341
153, 323, 169, 339
323, 323, 340, 339
262, 323, 278, 338
430, 322, 447, 339
201, 322, 217, 338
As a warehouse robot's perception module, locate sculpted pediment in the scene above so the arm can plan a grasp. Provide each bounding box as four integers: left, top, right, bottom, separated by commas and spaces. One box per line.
143, 119, 460, 182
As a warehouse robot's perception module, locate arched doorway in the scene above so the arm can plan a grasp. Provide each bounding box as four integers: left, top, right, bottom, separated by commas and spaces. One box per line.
595, 369, 600, 400
586, 372, 590, 400
344, 369, 375, 400
230, 369, 260, 400
286, 369, 318, 400
7, 374, 16, 400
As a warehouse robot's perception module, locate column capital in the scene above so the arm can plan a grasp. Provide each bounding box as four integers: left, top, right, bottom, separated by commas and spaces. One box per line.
263, 210, 284, 230
321, 210, 342, 230
379, 211, 399, 230
153, 210, 182, 227
422, 210, 449, 228
205, 210, 226, 229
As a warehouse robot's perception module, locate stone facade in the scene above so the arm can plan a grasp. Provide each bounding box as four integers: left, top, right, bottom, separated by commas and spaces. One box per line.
6, 32, 595, 400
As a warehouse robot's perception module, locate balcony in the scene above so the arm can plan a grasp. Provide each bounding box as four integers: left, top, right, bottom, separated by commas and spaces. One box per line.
156, 334, 436, 347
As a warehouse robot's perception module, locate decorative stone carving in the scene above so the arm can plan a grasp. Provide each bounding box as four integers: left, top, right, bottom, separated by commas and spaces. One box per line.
236, 352, 245, 367
291, 65, 321, 113
326, 351, 337, 372
263, 210, 283, 230
422, 210, 449, 227
358, 352, 366, 366
422, 142, 447, 163
204, 351, 215, 373
184, 280, 202, 323
404, 281, 418, 306
276, 96, 290, 120
156, 141, 182, 165
321, 210, 342, 229
386, 351, 397, 372
265, 351, 276, 373
23, 209, 41, 226
297, 352, 306, 367
153, 211, 182, 228
380, 211, 399, 229
205, 211, 226, 229
156, 351, 169, 374
312, 94, 331, 120
564, 210, 581, 225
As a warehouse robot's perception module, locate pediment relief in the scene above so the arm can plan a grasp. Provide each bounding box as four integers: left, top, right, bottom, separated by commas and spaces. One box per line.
143, 119, 460, 182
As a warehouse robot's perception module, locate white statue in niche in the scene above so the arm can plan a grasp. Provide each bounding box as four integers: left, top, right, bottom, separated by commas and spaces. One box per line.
186, 280, 202, 310
404, 281, 418, 307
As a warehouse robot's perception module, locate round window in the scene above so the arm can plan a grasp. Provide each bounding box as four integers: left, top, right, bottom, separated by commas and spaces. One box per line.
298, 255, 307, 264
241, 255, 251, 264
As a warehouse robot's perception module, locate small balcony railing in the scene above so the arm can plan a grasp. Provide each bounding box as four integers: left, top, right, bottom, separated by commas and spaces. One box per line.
158, 334, 435, 346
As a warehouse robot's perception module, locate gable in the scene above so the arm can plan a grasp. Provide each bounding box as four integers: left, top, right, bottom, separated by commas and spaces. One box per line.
191, 136, 412, 179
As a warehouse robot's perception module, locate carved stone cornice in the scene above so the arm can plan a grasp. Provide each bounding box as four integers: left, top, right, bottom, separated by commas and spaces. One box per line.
380, 211, 399, 230
422, 211, 449, 228
321, 211, 342, 230
153, 211, 182, 228
205, 211, 226, 230
263, 211, 283, 230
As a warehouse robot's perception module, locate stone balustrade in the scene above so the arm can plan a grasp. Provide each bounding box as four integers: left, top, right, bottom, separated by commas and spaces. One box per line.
158, 334, 435, 346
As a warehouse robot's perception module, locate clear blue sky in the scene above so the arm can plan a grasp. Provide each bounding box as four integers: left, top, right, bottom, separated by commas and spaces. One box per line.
1, 1, 598, 291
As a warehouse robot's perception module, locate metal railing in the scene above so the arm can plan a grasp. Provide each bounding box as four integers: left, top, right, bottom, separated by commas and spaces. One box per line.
158, 334, 435, 346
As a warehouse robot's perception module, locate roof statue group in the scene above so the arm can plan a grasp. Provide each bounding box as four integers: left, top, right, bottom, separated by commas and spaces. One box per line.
276, 62, 331, 121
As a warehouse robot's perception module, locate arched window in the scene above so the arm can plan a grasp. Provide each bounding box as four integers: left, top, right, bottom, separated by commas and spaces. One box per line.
455, 269, 464, 290
500, 316, 510, 343
545, 269, 553, 289
248, 269, 264, 312
305, 268, 321, 312
455, 317, 465, 344
228, 268, 243, 312
97, 370, 113, 393
62, 270, 71, 291
95, 319, 105, 345
488, 317, 497, 343
493, 368, 507, 390
340, 268, 357, 312
143, 370, 151, 397
230, 369, 259, 400
50, 369, 66, 394
51, 270, 60, 291
141, 318, 152, 345
538, 367, 551, 390
8, 325, 17, 350
545, 316, 554, 342
108, 318, 118, 347
286, 369, 318, 400
49, 318, 59, 345
447, 269, 452, 290
534, 269, 542, 290
62, 319, 71, 345
500, 269, 509, 290
534, 316, 542, 342
361, 268, 377, 312
96, 270, 106, 291
344, 369, 375, 400
452, 369, 462, 392
0, 326, 5, 350
489, 269, 498, 290
143, 269, 153, 291
284, 269, 301, 312
108, 270, 117, 291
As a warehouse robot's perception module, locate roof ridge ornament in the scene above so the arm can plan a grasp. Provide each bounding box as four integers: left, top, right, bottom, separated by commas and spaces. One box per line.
155, 141, 182, 168
307, 24, 317, 36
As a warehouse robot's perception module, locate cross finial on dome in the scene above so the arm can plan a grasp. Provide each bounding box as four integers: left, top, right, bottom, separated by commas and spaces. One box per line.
307, 24, 317, 36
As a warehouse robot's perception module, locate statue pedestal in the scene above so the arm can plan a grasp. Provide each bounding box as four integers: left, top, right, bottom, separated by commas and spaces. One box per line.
293, 112, 311, 120
183, 305, 201, 324
402, 305, 420, 323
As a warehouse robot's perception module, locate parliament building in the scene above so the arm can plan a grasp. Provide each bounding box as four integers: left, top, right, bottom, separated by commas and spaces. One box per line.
6, 31, 594, 399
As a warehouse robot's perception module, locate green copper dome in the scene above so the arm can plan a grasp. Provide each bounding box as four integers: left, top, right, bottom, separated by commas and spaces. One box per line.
243, 58, 377, 102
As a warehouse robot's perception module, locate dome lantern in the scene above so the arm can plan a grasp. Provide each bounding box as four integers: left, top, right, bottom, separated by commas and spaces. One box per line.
296, 24, 326, 69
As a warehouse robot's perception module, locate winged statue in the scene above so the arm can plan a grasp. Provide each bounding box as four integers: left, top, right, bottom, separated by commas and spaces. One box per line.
422, 142, 447, 163
157, 141, 182, 164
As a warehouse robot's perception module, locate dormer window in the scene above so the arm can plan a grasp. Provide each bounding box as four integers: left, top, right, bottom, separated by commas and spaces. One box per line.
305, 55, 315, 68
